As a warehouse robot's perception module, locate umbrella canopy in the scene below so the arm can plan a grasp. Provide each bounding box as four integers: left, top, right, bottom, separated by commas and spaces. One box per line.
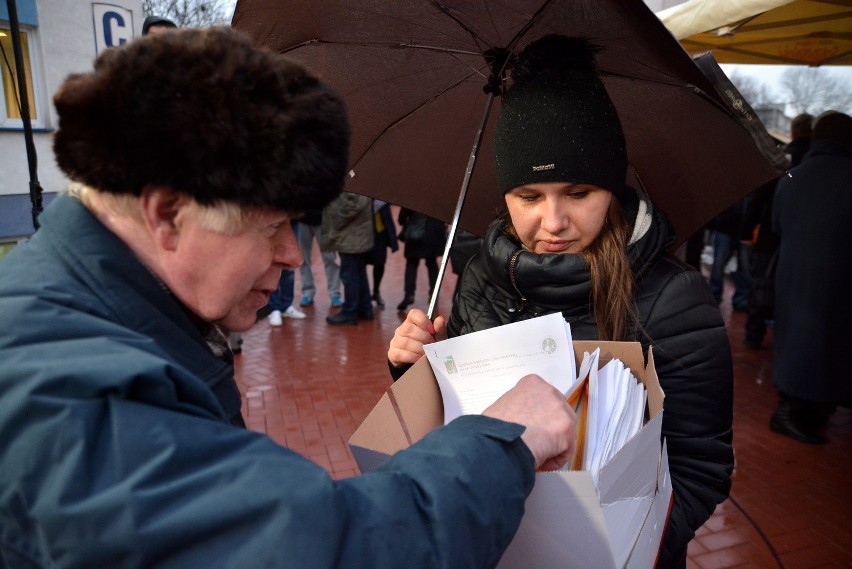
233, 0, 782, 243
658, 0, 852, 66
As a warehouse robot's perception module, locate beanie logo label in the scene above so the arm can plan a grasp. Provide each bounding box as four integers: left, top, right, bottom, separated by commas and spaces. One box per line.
532, 163, 556, 172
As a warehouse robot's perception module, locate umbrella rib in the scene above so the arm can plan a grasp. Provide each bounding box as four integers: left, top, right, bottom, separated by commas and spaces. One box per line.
349, 69, 484, 168
505, 0, 558, 52
428, 0, 491, 54
280, 38, 482, 56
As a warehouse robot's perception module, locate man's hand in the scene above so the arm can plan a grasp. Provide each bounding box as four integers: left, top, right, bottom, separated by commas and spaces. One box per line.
483, 375, 576, 471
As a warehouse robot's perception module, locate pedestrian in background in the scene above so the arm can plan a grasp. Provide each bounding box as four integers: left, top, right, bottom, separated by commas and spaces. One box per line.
707, 200, 751, 311
367, 199, 398, 308
396, 208, 446, 312
740, 112, 813, 349
296, 207, 343, 309
770, 111, 852, 444
322, 192, 375, 325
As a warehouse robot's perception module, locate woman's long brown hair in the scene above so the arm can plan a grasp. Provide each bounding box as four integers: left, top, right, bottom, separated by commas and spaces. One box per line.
583, 199, 636, 341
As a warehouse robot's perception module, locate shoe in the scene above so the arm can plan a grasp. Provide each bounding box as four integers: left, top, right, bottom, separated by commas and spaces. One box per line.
359, 310, 374, 321
372, 293, 385, 308
268, 310, 283, 327
283, 306, 307, 319
770, 401, 827, 444
331, 295, 343, 307
299, 295, 314, 307
397, 295, 414, 312
326, 312, 357, 326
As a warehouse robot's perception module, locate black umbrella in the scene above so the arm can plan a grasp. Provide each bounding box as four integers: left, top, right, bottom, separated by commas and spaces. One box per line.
233, 0, 783, 317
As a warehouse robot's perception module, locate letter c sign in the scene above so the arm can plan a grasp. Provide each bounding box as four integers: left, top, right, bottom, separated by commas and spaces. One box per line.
93, 4, 135, 55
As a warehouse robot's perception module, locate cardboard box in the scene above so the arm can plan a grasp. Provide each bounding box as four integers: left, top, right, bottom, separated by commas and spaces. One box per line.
349, 341, 672, 569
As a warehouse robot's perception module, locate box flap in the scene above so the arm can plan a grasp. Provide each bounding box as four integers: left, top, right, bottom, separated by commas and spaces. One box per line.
644, 347, 664, 417
497, 471, 617, 569
598, 412, 663, 568
349, 392, 409, 465
387, 357, 444, 443
573, 340, 645, 382
627, 439, 673, 569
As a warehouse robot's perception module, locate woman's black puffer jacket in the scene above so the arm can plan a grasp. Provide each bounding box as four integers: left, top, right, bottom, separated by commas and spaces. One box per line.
448, 199, 734, 569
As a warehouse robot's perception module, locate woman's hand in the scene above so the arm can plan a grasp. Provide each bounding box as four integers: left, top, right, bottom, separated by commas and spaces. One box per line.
388, 308, 447, 367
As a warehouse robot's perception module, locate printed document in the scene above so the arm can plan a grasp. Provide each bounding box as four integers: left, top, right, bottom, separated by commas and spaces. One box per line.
423, 313, 576, 423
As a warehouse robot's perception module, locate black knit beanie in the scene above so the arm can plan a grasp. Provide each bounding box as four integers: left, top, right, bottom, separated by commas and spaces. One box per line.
494, 36, 628, 202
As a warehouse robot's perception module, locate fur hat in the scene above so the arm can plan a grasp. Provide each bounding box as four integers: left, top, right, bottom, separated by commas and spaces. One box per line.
53, 27, 350, 214
494, 35, 627, 202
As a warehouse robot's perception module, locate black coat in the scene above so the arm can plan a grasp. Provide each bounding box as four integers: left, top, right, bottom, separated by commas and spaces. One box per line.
449, 199, 734, 569
398, 208, 446, 259
772, 140, 852, 403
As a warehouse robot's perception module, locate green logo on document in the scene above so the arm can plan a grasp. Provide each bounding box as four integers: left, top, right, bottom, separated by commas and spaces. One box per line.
444, 356, 458, 374
542, 337, 558, 354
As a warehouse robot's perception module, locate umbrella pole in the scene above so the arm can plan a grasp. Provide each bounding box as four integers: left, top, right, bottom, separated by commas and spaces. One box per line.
426, 91, 496, 320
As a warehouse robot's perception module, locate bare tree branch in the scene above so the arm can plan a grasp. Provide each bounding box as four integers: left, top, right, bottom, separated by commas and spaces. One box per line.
142, 0, 232, 28
780, 67, 852, 116
727, 71, 774, 108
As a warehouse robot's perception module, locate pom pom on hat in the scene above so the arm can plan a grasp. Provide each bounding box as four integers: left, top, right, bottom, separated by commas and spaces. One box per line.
494, 35, 628, 202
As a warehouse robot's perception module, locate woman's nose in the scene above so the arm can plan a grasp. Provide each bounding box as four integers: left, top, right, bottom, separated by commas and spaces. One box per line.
540, 197, 567, 234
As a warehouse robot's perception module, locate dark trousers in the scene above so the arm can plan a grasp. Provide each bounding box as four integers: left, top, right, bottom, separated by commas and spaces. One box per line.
709, 232, 751, 308
745, 248, 775, 345
339, 252, 372, 316
404, 257, 438, 298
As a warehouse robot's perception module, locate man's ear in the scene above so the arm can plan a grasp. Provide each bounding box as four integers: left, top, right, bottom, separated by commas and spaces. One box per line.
139, 186, 189, 252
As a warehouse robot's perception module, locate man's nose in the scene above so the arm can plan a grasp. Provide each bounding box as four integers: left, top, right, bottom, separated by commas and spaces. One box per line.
273, 223, 303, 269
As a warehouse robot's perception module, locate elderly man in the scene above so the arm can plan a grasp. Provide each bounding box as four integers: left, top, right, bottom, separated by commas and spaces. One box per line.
0, 27, 575, 568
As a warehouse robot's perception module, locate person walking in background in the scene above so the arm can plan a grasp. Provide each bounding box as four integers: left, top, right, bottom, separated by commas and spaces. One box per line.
396, 208, 446, 312
707, 199, 751, 311
784, 112, 814, 167
322, 192, 375, 325
367, 199, 398, 309
740, 113, 813, 350
296, 207, 342, 309
770, 111, 852, 445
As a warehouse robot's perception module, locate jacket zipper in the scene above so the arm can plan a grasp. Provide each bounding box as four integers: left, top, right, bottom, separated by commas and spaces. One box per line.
508, 249, 528, 314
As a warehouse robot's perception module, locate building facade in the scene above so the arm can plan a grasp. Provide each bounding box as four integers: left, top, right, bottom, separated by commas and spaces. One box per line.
1, 0, 142, 242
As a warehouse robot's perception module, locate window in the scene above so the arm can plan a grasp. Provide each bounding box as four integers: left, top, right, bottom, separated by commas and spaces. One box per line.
0, 25, 44, 128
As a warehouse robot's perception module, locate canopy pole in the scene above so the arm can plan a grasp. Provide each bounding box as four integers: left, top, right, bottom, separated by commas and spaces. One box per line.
426, 91, 495, 320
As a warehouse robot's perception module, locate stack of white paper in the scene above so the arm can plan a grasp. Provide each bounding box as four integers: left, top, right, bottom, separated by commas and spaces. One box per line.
424, 313, 648, 490
571, 349, 648, 487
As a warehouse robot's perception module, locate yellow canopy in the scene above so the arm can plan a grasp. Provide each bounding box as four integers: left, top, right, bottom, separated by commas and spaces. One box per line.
657, 0, 852, 66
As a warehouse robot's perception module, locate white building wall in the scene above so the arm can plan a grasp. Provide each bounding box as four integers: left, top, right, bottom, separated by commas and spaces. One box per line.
0, 0, 141, 237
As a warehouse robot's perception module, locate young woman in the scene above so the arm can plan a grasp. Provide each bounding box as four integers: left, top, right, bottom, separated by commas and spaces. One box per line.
388, 35, 734, 569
